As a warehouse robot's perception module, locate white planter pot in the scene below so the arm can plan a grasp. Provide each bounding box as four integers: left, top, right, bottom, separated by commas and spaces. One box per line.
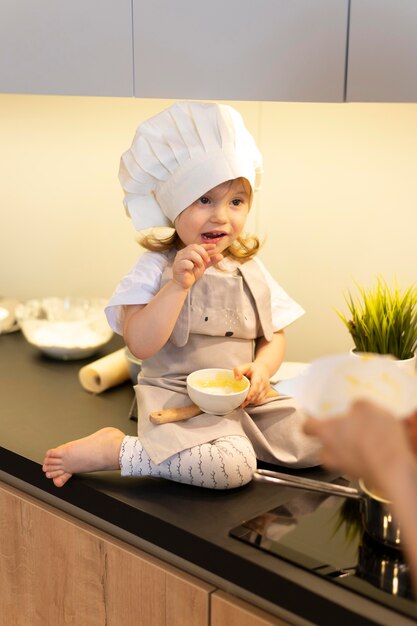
350, 349, 416, 376
394, 353, 417, 375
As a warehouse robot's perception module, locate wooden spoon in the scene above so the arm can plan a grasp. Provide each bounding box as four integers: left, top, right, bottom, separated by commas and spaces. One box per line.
150, 386, 279, 424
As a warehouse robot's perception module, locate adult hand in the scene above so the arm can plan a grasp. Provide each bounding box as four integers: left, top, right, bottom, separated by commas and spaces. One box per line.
234, 361, 271, 408
303, 400, 415, 499
405, 409, 417, 456
172, 243, 223, 290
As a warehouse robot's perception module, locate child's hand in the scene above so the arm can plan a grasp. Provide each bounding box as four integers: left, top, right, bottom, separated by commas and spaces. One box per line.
234, 361, 271, 408
172, 244, 223, 290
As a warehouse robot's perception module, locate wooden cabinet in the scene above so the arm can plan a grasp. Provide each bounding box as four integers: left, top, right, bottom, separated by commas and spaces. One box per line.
132, 0, 348, 102
0, 0, 133, 96
0, 483, 213, 626
347, 0, 417, 102
0, 482, 298, 626
211, 590, 293, 626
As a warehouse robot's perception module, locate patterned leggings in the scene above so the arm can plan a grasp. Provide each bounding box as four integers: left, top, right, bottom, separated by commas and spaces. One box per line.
119, 434, 257, 490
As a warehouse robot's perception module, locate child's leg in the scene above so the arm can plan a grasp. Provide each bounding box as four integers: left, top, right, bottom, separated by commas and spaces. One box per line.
120, 435, 256, 489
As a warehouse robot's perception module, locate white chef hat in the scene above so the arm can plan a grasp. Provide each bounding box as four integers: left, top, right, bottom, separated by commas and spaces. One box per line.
119, 101, 263, 231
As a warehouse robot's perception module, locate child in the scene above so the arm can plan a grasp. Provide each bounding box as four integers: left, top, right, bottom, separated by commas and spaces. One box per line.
43, 101, 319, 490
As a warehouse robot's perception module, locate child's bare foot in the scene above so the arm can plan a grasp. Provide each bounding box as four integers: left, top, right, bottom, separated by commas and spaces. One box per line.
42, 427, 125, 487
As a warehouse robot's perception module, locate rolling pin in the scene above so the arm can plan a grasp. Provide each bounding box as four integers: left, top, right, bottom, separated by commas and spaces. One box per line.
150, 386, 279, 424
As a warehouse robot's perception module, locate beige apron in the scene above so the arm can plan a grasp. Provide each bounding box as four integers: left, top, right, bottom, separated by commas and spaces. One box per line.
134, 258, 319, 467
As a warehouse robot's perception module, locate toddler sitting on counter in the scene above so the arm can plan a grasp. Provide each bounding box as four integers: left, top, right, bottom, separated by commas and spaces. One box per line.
43, 101, 319, 490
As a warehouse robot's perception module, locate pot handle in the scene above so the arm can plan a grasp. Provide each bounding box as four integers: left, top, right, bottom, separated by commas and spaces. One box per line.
254, 469, 362, 499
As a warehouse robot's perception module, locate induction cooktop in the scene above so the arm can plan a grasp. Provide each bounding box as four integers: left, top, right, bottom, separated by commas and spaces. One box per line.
230, 480, 417, 621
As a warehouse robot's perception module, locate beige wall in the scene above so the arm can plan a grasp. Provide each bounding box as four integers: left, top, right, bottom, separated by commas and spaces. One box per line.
1, 94, 416, 361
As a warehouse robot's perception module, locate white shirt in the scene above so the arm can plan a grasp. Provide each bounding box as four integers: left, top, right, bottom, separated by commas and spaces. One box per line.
105, 250, 305, 335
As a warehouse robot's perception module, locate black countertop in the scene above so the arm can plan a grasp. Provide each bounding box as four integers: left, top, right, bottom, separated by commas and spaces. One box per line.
1, 331, 416, 626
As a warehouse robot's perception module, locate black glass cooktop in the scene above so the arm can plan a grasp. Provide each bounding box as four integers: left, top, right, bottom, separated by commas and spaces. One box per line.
230, 482, 417, 621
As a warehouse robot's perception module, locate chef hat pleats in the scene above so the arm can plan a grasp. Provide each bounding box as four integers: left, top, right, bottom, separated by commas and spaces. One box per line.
186, 102, 222, 153
119, 101, 263, 231
169, 104, 202, 160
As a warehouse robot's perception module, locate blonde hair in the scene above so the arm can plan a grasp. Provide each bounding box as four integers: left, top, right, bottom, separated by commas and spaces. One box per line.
138, 230, 260, 260
138, 178, 262, 261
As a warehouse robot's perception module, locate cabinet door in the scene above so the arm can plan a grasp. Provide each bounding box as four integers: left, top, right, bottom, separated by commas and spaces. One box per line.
0, 483, 213, 626
133, 0, 348, 102
0, 0, 133, 96
347, 0, 417, 102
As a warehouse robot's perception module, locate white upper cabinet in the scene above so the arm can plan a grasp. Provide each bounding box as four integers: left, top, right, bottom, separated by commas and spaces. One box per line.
132, 0, 349, 102
0, 0, 133, 96
3, 1, 417, 103
347, 0, 417, 102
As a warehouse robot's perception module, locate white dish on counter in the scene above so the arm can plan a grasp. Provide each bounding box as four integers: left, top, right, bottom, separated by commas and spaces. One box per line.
16, 297, 113, 360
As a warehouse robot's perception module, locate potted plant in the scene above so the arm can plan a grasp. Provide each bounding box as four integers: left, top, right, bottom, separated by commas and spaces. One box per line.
337, 277, 417, 368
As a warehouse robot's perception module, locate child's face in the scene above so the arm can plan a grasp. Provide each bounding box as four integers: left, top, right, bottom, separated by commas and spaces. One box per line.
174, 178, 251, 253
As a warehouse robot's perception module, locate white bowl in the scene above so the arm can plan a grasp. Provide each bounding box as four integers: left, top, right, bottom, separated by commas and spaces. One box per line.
187, 368, 250, 415
15, 297, 113, 360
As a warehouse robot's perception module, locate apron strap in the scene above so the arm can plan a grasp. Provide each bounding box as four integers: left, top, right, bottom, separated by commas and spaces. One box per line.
238, 260, 274, 342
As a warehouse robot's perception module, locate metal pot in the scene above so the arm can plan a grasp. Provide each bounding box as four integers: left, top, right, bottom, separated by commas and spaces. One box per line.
254, 469, 402, 550
357, 532, 412, 598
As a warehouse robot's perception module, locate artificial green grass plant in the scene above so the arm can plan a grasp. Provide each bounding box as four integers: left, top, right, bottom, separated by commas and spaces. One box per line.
337, 278, 417, 360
